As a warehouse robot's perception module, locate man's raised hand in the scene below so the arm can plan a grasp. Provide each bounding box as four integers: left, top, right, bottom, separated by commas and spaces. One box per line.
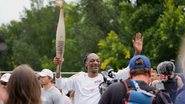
133, 32, 143, 55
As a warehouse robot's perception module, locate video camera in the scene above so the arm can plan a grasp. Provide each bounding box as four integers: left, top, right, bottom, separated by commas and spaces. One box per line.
157, 61, 175, 76
107, 66, 116, 78
99, 66, 118, 95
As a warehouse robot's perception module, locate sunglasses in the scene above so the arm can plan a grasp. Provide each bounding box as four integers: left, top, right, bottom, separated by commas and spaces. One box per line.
0, 81, 7, 86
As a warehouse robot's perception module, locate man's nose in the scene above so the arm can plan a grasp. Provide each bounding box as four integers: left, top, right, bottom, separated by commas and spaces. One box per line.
94, 60, 99, 64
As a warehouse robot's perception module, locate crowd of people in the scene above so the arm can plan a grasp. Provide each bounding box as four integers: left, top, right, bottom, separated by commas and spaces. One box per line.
0, 32, 185, 104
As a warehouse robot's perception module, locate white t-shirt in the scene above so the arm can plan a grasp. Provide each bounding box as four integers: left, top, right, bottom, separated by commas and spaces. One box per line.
41, 86, 63, 104
61, 93, 71, 104
55, 72, 104, 104
115, 66, 130, 80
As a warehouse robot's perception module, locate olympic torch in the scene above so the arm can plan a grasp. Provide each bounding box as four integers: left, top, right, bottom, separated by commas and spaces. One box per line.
56, 0, 65, 76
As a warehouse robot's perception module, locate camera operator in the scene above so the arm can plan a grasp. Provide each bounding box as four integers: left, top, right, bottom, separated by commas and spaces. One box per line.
151, 61, 183, 103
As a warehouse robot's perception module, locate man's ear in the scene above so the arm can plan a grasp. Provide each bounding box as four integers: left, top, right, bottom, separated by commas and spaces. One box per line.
148, 70, 152, 77
84, 62, 88, 72
85, 61, 88, 67
48, 77, 53, 82
129, 72, 132, 79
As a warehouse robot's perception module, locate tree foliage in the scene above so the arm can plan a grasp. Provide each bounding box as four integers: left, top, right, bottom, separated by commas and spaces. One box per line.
144, 0, 185, 66
0, 0, 185, 72
98, 31, 130, 71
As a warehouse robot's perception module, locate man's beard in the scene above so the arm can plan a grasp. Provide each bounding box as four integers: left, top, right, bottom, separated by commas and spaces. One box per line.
90, 68, 99, 73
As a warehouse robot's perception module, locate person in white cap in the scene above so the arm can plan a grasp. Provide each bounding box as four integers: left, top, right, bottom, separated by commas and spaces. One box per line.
38, 69, 63, 104
0, 73, 11, 87
0, 73, 11, 104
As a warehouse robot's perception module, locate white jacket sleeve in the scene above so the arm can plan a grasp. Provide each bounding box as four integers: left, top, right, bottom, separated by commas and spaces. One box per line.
115, 66, 130, 80
55, 73, 79, 91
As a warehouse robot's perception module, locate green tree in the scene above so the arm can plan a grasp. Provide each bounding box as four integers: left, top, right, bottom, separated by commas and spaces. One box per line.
146, 0, 185, 64
98, 31, 130, 71
1, 0, 185, 73
0, 0, 58, 71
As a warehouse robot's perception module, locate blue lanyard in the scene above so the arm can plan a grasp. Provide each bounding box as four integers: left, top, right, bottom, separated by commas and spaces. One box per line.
131, 80, 140, 90
131, 80, 155, 97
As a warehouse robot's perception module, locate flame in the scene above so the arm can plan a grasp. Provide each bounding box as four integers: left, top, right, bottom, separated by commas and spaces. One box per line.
56, 0, 62, 8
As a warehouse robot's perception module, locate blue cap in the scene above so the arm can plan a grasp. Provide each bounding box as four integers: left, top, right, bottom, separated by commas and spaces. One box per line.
129, 55, 151, 70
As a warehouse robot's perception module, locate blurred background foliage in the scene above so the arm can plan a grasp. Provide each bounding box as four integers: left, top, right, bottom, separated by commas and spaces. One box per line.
0, 0, 185, 72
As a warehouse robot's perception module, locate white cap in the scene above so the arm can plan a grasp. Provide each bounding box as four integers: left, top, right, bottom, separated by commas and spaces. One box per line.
0, 73, 11, 82
38, 69, 53, 79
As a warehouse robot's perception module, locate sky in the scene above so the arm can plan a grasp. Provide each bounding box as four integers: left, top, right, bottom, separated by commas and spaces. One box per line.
0, 0, 77, 25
